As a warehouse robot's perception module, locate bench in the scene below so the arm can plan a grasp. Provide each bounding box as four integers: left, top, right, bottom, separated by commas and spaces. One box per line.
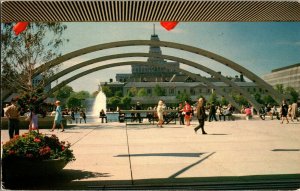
99, 115, 108, 123
119, 110, 178, 126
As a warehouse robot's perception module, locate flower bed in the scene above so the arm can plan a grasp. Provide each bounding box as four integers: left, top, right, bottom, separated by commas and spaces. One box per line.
2, 131, 75, 180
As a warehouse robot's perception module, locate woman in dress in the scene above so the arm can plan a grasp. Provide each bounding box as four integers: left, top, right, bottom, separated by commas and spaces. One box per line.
50, 100, 65, 132
156, 100, 165, 128
280, 100, 289, 124
183, 100, 192, 126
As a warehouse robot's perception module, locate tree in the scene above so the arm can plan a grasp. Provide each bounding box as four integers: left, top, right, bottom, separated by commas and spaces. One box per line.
101, 86, 113, 97
1, 23, 68, 96
233, 94, 249, 106
108, 96, 121, 109
121, 96, 132, 109
114, 90, 123, 97
53, 85, 74, 99
137, 88, 147, 97
66, 96, 81, 108
275, 84, 284, 94
208, 92, 218, 105
176, 92, 191, 103
74, 91, 90, 99
153, 84, 166, 96
220, 96, 229, 106
285, 86, 299, 103
127, 87, 138, 97
263, 95, 276, 105
253, 93, 264, 105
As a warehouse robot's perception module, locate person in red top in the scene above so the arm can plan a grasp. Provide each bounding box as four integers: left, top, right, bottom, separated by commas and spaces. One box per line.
183, 100, 192, 126
245, 106, 252, 120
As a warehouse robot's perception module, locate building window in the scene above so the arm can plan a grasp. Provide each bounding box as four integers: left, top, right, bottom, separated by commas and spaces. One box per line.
147, 89, 152, 95
170, 89, 174, 95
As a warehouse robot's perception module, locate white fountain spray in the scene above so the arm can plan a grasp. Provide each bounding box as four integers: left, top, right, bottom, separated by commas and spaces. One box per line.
92, 88, 107, 116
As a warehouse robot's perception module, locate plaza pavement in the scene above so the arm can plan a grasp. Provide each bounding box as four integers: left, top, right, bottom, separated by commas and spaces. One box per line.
1, 116, 300, 189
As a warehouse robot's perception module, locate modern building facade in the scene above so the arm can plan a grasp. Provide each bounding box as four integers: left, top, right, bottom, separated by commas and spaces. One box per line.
262, 63, 300, 93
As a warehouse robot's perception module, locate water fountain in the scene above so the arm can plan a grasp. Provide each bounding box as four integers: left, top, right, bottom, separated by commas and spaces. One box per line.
92, 90, 107, 116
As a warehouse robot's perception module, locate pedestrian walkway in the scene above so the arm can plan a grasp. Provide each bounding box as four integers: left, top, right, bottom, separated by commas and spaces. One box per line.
1, 119, 300, 189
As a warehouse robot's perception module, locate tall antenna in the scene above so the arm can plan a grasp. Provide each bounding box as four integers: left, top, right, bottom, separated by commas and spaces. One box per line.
153, 23, 155, 35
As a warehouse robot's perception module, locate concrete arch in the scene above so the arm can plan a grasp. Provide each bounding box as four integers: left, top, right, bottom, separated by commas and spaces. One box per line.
35, 40, 283, 104
48, 61, 241, 109
46, 53, 262, 110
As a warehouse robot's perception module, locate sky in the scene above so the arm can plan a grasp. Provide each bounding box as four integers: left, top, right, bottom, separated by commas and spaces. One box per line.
54, 22, 300, 93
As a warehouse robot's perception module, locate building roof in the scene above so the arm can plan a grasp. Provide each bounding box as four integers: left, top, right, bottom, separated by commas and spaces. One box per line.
212, 82, 257, 87
271, 63, 300, 73
124, 82, 206, 88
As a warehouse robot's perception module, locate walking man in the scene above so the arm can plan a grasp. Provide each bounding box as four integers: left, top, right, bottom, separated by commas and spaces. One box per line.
194, 98, 207, 135
208, 102, 218, 122
5, 99, 20, 139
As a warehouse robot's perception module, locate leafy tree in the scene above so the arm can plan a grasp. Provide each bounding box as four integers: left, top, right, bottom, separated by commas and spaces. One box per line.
285, 86, 299, 103
74, 91, 90, 99
66, 96, 81, 108
53, 85, 74, 99
101, 86, 113, 97
263, 95, 276, 105
108, 96, 121, 109
114, 90, 123, 97
253, 93, 264, 105
153, 84, 166, 96
127, 87, 138, 97
176, 92, 191, 103
92, 91, 99, 98
220, 96, 229, 106
121, 96, 132, 109
233, 94, 249, 106
208, 92, 218, 105
275, 84, 284, 94
1, 23, 68, 96
137, 88, 147, 97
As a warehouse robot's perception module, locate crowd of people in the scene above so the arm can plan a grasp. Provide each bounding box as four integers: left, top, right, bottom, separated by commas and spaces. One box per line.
2, 97, 300, 139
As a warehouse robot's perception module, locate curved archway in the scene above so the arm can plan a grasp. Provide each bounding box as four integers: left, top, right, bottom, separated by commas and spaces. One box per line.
46, 53, 262, 109
48, 61, 243, 110
35, 40, 283, 104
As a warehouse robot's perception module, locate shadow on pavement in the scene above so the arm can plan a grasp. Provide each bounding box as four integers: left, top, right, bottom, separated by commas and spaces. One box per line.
2, 169, 111, 190
115, 152, 205, 158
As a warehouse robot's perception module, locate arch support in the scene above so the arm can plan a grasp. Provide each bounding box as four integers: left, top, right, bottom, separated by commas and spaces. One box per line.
36, 40, 283, 104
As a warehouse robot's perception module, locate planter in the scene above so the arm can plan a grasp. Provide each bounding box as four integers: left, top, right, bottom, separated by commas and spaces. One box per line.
2, 158, 68, 181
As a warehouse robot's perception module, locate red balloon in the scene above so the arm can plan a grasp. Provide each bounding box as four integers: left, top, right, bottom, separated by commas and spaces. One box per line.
13, 22, 29, 35
160, 21, 179, 31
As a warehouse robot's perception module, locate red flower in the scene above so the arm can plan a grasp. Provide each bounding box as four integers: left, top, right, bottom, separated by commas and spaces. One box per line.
39, 146, 51, 156
34, 138, 41, 143
8, 150, 16, 155
14, 135, 20, 139
61, 146, 65, 151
